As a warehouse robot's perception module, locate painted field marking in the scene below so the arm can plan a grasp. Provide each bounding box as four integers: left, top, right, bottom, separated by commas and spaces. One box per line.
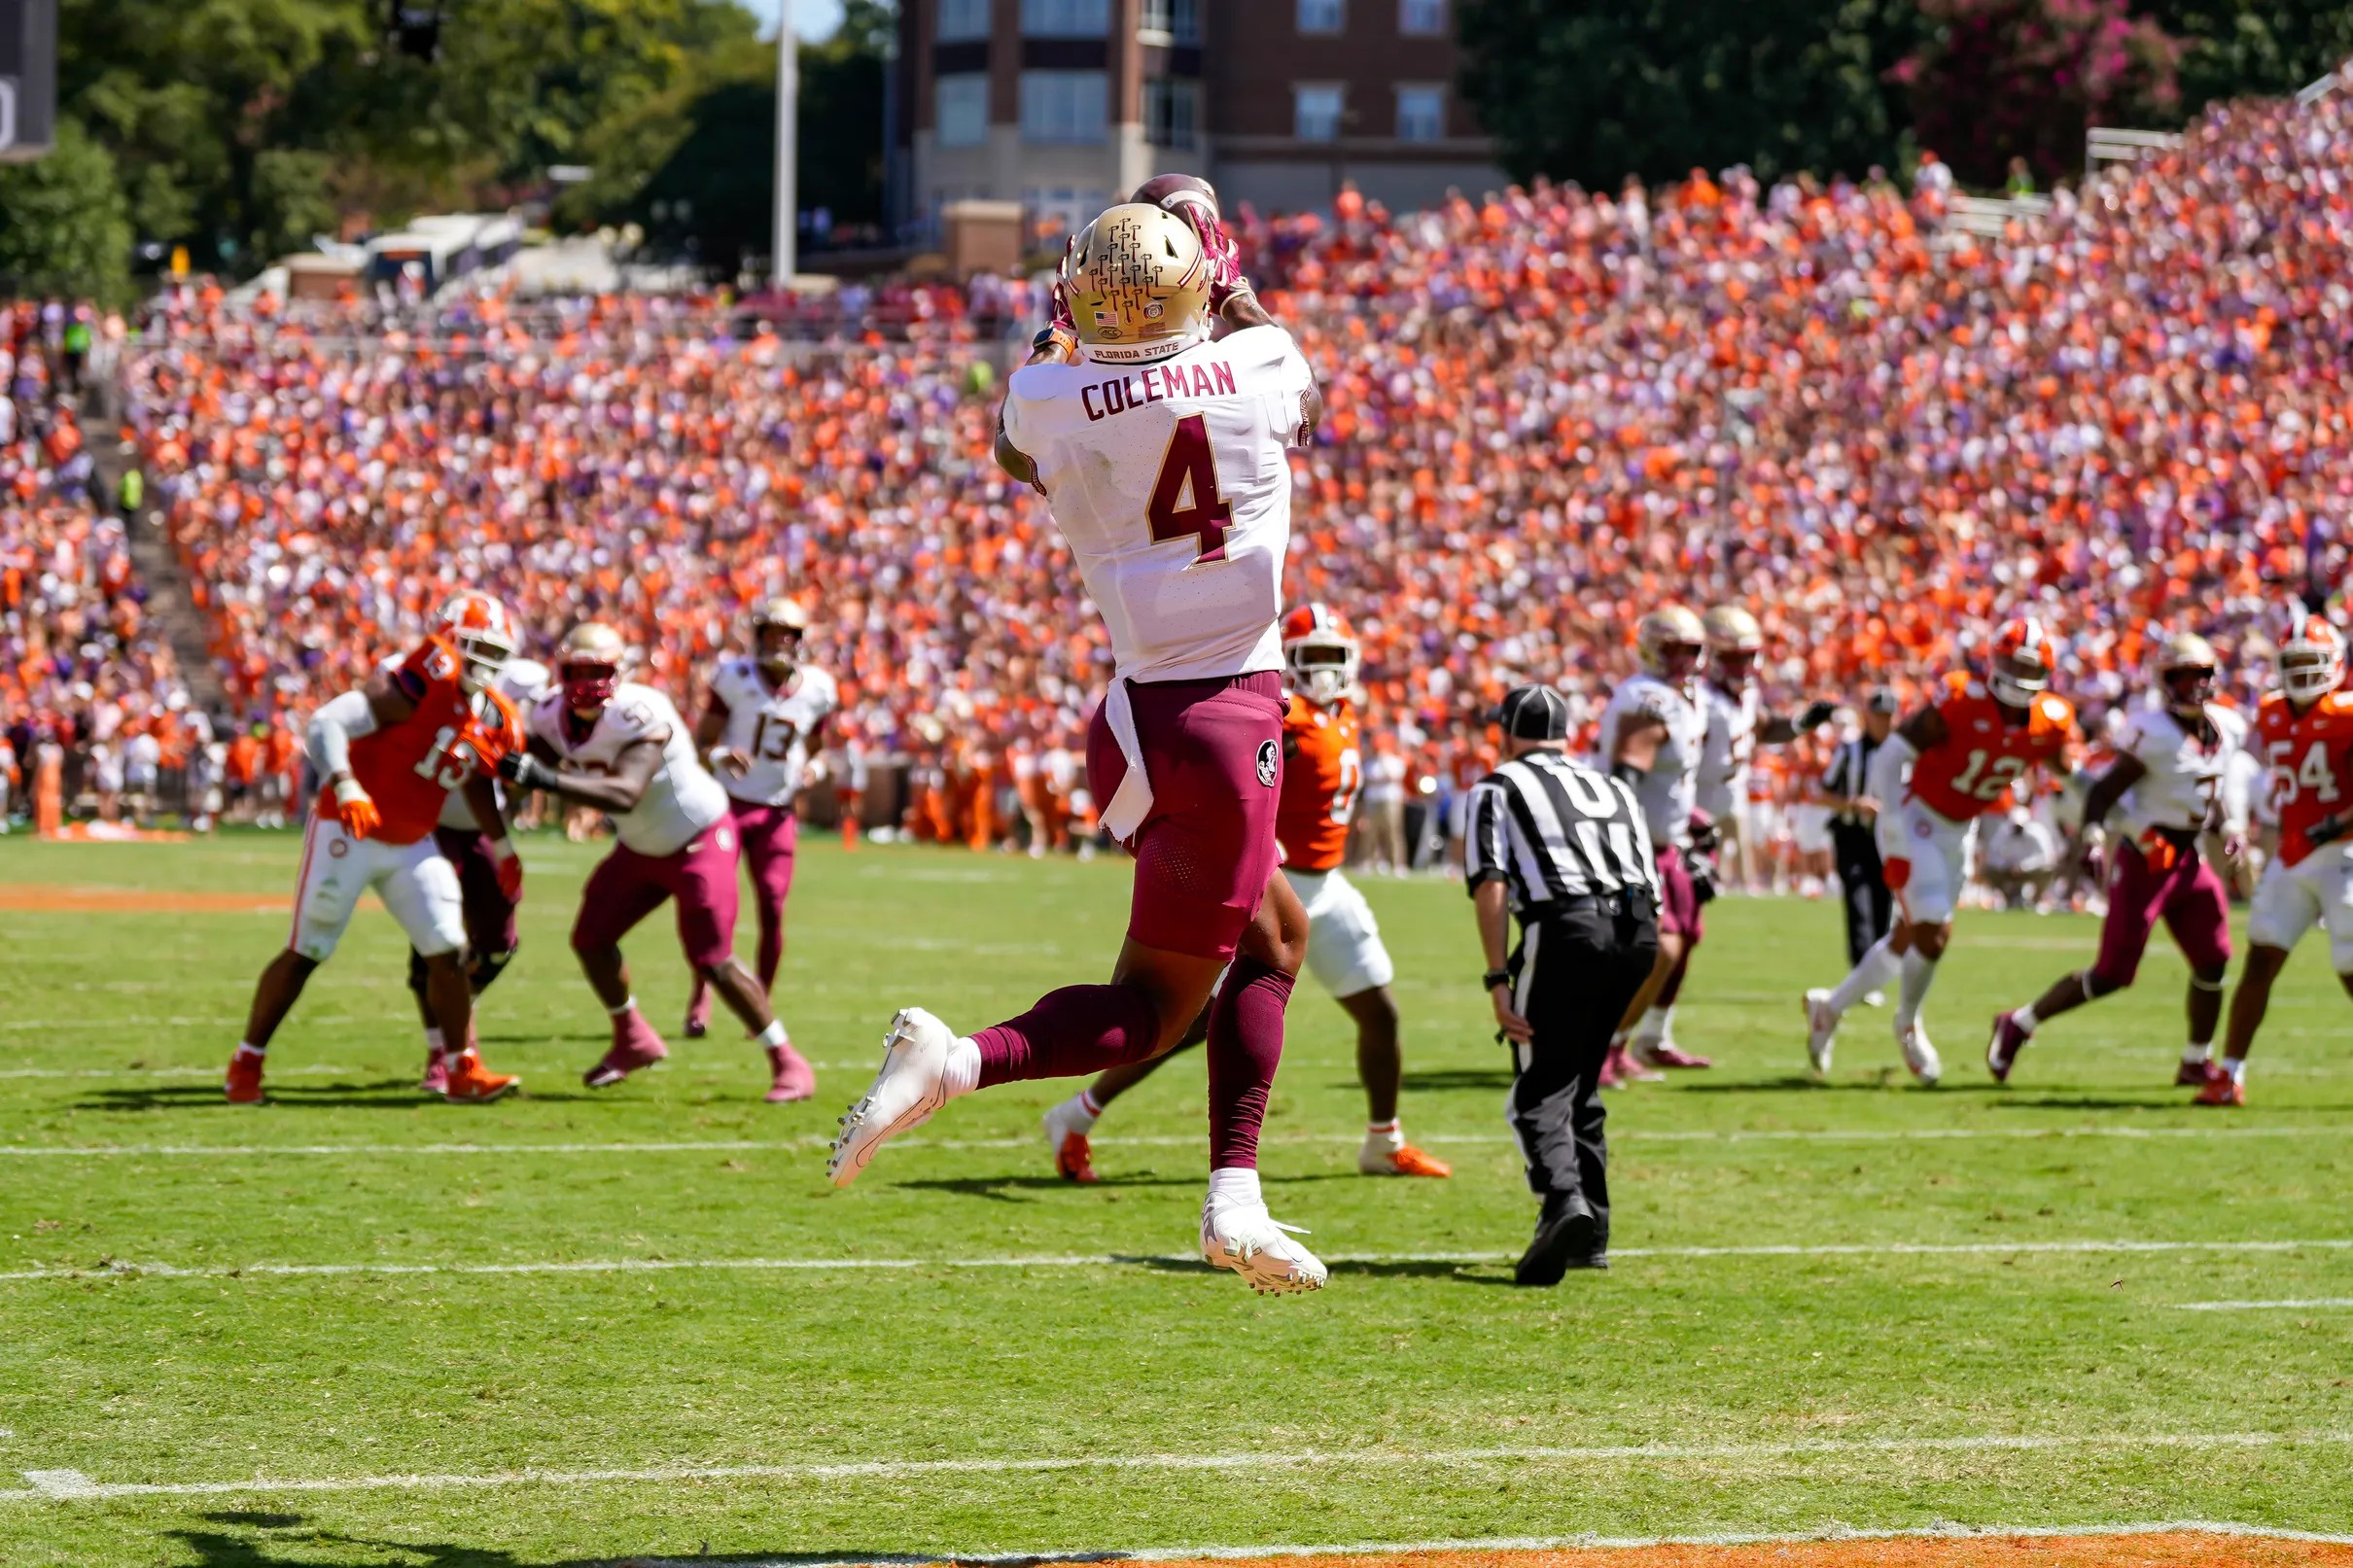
2, 1430, 2349, 1506
4, 1236, 2348, 1286
2172, 1298, 2353, 1312
19, 1471, 100, 1499
2, 1124, 2345, 1158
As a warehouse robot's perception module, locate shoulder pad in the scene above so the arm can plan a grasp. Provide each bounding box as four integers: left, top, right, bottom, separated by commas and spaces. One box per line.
2034, 694, 2075, 729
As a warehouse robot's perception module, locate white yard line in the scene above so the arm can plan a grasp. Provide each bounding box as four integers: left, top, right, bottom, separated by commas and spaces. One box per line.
3, 1124, 2345, 1158
2172, 1298, 2353, 1312
2, 1431, 2348, 1506
4, 1236, 2348, 1285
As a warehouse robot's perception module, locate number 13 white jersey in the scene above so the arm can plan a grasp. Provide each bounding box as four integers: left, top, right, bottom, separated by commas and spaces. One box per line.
708, 658, 838, 808
1001, 323, 1317, 683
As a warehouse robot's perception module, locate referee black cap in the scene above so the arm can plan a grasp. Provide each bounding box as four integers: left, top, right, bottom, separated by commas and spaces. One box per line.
1495, 683, 1571, 742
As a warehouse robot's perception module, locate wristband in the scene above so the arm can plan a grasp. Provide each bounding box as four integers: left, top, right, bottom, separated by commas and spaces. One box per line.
1483, 968, 1512, 992
487, 837, 516, 863
333, 778, 369, 807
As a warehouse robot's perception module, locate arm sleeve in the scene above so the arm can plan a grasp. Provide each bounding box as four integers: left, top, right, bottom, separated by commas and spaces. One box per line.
1463, 781, 1508, 891
1821, 743, 1850, 799
305, 689, 378, 780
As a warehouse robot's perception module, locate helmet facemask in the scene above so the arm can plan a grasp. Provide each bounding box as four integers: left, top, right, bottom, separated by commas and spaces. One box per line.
1286, 637, 1360, 707
1987, 649, 2053, 710
2281, 643, 2344, 705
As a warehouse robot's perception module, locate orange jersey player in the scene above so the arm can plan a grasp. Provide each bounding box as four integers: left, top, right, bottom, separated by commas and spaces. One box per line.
1806, 617, 2076, 1086
227, 595, 528, 1107
1040, 603, 1453, 1183
2207, 614, 2353, 1105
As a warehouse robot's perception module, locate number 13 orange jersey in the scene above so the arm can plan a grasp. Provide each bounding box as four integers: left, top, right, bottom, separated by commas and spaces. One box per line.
1276, 694, 1362, 872
1908, 671, 2077, 822
2254, 689, 2353, 866
315, 638, 523, 845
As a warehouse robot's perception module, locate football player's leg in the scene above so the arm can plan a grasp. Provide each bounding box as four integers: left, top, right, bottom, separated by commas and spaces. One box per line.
2162, 854, 2233, 1081
743, 805, 798, 996
571, 847, 677, 1084
233, 815, 361, 1095
2220, 860, 2321, 1095
453, 828, 520, 997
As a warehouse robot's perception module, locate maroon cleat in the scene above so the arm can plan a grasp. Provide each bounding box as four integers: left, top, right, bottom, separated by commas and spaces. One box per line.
2195, 1071, 2246, 1108
2175, 1057, 2226, 1088
764, 1041, 817, 1103
584, 1011, 671, 1089
1633, 1039, 1712, 1070
684, 983, 712, 1040
1985, 1011, 2030, 1083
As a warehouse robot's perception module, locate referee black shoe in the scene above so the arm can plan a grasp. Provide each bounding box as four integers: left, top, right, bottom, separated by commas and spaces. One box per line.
1515, 1192, 1598, 1286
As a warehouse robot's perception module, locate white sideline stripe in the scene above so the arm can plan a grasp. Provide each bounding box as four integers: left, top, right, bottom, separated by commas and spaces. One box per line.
0, 1063, 366, 1081
636, 1520, 2353, 1566
18, 1471, 99, 1499
4, 1124, 2346, 1158
2173, 1297, 2353, 1312
6, 1236, 2349, 1285
1, 1432, 2349, 1507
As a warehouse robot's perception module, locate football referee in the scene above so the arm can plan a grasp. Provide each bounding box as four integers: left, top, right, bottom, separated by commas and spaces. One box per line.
1466, 684, 1662, 1284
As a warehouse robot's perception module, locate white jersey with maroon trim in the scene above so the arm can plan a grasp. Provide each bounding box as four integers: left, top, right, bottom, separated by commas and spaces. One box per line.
2116, 700, 2246, 841
527, 680, 727, 857
1697, 679, 1758, 819
1001, 323, 1317, 683
709, 657, 838, 809
1597, 672, 1705, 849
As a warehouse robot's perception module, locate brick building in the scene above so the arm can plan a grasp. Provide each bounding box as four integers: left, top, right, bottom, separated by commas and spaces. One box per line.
891, 0, 1505, 239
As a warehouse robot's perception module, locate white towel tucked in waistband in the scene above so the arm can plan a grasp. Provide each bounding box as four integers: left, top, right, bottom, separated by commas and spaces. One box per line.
1098, 678, 1154, 844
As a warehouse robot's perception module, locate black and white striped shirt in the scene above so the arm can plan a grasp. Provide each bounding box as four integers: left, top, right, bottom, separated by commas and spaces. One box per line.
1464, 748, 1661, 914
1822, 733, 1882, 823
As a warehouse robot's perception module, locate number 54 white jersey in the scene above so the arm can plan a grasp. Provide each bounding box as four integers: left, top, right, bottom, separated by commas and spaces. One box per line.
1001, 323, 1317, 683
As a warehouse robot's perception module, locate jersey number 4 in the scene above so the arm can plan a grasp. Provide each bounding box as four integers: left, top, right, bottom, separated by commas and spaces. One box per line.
1147, 414, 1233, 563
2268, 738, 2341, 807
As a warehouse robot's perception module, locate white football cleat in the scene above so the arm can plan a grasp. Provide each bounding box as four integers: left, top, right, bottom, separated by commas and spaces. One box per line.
1899, 1019, 1943, 1087
1804, 988, 1841, 1076
1200, 1197, 1328, 1296
827, 1007, 957, 1187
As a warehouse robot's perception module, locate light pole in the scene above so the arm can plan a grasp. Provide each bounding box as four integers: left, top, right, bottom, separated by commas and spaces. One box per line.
773, 7, 798, 287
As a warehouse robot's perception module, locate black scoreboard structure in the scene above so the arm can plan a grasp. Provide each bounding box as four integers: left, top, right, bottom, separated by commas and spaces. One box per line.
0, 0, 55, 162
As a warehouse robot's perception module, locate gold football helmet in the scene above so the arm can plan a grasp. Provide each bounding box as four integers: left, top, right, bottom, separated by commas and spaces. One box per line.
1061, 202, 1213, 365
1636, 607, 1706, 681
2155, 631, 2218, 715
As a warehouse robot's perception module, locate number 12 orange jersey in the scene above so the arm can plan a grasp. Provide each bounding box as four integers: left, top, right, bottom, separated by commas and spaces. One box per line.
314, 637, 524, 845
2254, 688, 2353, 866
1276, 694, 1362, 872
1907, 671, 2077, 822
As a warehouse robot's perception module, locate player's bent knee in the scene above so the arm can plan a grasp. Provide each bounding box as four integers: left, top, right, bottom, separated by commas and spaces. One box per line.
2084, 964, 2129, 996
2190, 966, 2227, 992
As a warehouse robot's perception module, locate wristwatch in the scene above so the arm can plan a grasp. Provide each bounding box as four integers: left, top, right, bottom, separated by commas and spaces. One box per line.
1483, 968, 1512, 991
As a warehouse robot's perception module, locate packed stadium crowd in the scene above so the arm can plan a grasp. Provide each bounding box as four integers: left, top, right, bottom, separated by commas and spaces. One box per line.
5, 67, 2350, 862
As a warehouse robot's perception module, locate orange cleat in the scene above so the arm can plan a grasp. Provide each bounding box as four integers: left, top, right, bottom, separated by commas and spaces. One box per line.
1054, 1131, 1098, 1183
2195, 1072, 2245, 1108
224, 1051, 265, 1105
441, 1051, 520, 1103
1361, 1142, 1453, 1178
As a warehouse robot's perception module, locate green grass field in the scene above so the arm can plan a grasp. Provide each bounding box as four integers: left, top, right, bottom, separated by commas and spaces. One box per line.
1, 831, 2350, 1566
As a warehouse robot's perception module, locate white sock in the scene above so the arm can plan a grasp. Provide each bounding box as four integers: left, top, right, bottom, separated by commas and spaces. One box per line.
1607, 1029, 1629, 1051
755, 1019, 788, 1049
234, 1040, 264, 1060
1634, 1005, 1672, 1044
2225, 1057, 2248, 1084
2011, 1004, 2039, 1036
1208, 1166, 1263, 1208
423, 1027, 446, 1056
2183, 1042, 2212, 1064
1827, 937, 1901, 1014
1364, 1119, 1404, 1154
606, 995, 638, 1018
1897, 950, 1938, 1030
943, 1035, 982, 1098
1055, 1090, 1100, 1132
1079, 1087, 1104, 1120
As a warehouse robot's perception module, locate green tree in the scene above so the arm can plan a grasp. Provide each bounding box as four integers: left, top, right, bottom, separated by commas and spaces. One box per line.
1457, 0, 1929, 188
0, 116, 135, 299
2137, 0, 2353, 109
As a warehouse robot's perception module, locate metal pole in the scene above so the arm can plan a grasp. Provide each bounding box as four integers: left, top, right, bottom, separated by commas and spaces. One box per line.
773, 8, 798, 286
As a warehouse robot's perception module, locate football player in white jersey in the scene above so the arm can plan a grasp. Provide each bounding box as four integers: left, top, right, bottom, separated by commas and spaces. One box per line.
1597, 608, 1713, 1082
683, 597, 837, 1054
498, 622, 815, 1102
825, 182, 1330, 1294
1987, 634, 2246, 1082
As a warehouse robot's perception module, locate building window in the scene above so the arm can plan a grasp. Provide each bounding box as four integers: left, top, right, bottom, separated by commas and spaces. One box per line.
1145, 78, 1200, 150
1139, 0, 1201, 44
938, 0, 992, 42
1399, 0, 1444, 34
1395, 84, 1445, 142
1294, 84, 1344, 142
936, 73, 990, 148
1026, 185, 1111, 240
1296, 0, 1343, 33
1022, 0, 1108, 36
1022, 70, 1108, 143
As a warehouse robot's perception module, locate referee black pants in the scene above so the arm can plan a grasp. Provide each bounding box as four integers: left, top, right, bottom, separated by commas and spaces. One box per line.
1505, 899, 1660, 1244
1830, 822, 1893, 966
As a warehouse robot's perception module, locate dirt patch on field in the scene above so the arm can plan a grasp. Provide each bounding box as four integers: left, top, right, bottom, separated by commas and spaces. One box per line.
1129, 1539, 2353, 1568
0, 883, 298, 915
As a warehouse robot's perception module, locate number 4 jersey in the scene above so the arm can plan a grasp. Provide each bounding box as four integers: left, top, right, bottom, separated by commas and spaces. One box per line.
708, 657, 838, 808
320, 636, 523, 845
1906, 672, 2077, 823
1277, 693, 1361, 872
2254, 688, 2353, 866
1001, 324, 1317, 683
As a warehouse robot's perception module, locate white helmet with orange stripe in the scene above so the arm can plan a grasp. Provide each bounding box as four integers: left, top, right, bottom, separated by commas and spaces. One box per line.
425, 590, 517, 695
1986, 615, 2057, 709
1282, 603, 1360, 707
2278, 613, 2346, 705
